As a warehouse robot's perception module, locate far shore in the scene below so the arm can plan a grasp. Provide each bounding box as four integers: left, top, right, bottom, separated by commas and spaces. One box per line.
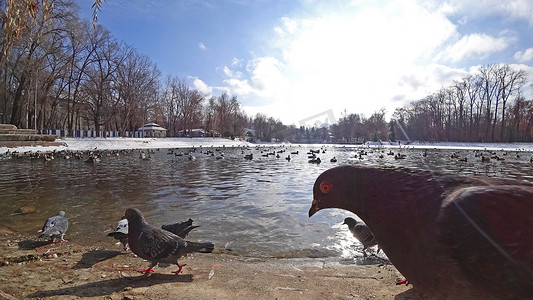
2, 136, 533, 155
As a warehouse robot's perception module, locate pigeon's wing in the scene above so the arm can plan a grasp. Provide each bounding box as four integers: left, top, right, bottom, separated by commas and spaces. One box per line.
161, 219, 199, 238
174, 225, 200, 239
42, 215, 68, 233
438, 186, 533, 298
56, 216, 69, 233
161, 223, 180, 233
352, 224, 376, 247
41, 227, 61, 236
138, 227, 185, 260
42, 216, 55, 232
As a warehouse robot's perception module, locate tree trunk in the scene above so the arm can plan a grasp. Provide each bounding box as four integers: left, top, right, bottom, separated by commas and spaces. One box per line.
10, 73, 27, 128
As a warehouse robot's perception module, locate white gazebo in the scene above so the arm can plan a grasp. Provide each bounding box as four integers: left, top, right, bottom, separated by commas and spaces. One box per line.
138, 123, 167, 138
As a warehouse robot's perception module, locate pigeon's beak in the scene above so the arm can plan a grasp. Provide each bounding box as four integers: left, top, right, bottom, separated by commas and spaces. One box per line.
309, 198, 321, 217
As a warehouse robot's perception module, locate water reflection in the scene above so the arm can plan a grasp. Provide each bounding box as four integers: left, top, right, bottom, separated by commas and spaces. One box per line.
1, 145, 532, 258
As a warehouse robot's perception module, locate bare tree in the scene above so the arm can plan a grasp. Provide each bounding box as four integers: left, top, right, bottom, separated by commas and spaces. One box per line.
497, 65, 526, 141
115, 50, 160, 135
82, 25, 124, 136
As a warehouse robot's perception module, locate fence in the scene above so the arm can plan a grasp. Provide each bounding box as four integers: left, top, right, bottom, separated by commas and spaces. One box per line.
39, 129, 150, 138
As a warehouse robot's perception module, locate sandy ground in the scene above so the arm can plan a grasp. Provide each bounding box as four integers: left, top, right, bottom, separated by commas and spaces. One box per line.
0, 228, 426, 300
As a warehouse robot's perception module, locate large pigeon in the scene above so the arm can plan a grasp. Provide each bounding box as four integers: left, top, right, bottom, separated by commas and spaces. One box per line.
161, 218, 200, 239
309, 165, 533, 299
107, 217, 129, 250
125, 208, 214, 274
39, 211, 69, 242
342, 217, 379, 257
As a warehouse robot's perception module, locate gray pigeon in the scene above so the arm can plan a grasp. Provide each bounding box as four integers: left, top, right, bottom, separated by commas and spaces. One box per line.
107, 217, 129, 250
108, 217, 199, 251
343, 217, 379, 257
39, 211, 69, 242
161, 218, 200, 239
125, 208, 214, 274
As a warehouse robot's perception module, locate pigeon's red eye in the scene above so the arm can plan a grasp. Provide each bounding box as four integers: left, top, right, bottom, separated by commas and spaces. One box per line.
320, 182, 331, 193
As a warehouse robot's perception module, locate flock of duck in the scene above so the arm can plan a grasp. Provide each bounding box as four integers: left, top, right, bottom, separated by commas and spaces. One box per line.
2, 144, 533, 166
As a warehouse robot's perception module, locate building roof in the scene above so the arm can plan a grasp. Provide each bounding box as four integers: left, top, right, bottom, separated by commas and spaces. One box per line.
138, 123, 167, 131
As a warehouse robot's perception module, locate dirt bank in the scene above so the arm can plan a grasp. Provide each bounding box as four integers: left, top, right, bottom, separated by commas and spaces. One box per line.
0, 230, 425, 300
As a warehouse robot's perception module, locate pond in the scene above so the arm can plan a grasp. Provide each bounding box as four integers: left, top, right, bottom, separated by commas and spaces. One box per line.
1, 144, 533, 259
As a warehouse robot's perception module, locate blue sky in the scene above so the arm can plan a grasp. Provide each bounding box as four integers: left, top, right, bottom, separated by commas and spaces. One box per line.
76, 0, 533, 125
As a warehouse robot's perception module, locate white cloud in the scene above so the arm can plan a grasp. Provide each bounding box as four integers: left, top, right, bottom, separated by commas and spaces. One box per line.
189, 77, 212, 95
505, 0, 533, 24
437, 33, 510, 63
231, 57, 243, 67
274, 17, 298, 36
223, 56, 288, 99
514, 48, 533, 63
232, 1, 461, 122
439, 0, 533, 25
223, 66, 233, 77
203, 0, 527, 124
198, 42, 207, 51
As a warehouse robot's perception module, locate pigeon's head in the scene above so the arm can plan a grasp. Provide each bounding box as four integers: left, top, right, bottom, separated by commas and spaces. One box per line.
309, 165, 369, 218
125, 208, 146, 224
58, 211, 65, 216
342, 217, 358, 227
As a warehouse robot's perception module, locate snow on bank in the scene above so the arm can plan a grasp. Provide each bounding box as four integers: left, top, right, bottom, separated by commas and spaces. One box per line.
2, 137, 533, 155
397, 141, 533, 151
0, 137, 251, 154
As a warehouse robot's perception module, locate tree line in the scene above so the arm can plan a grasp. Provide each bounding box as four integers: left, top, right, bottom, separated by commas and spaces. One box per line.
330, 64, 532, 144
1, 1, 531, 143
392, 64, 531, 143
0, 1, 252, 138
0, 0, 377, 143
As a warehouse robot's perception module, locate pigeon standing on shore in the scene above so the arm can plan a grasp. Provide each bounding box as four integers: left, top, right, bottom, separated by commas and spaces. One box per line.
342, 217, 379, 257
108, 217, 199, 251
309, 165, 533, 299
107, 217, 129, 250
125, 208, 214, 274
161, 218, 199, 239
39, 211, 69, 242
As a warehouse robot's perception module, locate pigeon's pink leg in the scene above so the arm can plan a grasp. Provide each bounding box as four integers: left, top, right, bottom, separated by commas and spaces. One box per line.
60, 239, 68, 243
396, 278, 409, 286
138, 262, 156, 274
172, 263, 187, 274
137, 268, 154, 274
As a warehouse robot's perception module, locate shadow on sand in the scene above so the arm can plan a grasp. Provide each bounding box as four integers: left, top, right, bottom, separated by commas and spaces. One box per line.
394, 288, 430, 300
73, 249, 123, 269
17, 239, 51, 250
27, 273, 193, 298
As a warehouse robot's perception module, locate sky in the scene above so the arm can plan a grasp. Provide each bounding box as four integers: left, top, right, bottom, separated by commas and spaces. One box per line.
76, 0, 533, 126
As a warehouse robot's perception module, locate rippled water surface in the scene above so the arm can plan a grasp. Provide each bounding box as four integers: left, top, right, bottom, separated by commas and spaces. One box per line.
1, 145, 533, 258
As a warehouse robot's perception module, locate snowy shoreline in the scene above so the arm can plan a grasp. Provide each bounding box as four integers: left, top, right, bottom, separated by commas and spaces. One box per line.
2, 137, 533, 154
0, 137, 252, 154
